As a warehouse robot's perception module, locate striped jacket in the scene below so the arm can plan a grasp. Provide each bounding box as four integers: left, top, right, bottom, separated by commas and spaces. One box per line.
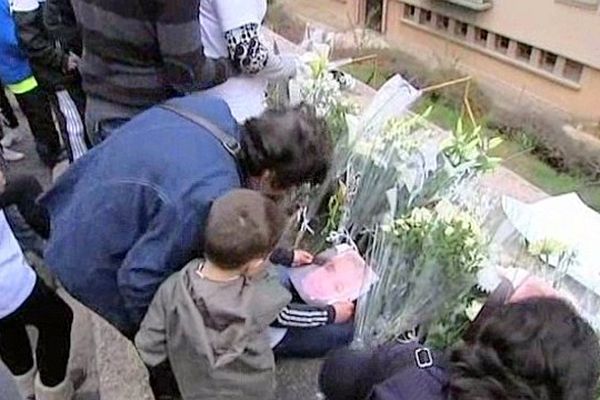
269, 248, 336, 328
69, 0, 235, 119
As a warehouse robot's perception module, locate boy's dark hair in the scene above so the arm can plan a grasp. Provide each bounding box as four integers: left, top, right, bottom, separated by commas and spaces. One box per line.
449, 297, 600, 400
242, 104, 333, 188
204, 189, 285, 270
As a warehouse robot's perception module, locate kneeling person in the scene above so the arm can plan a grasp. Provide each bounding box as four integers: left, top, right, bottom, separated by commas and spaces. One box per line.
135, 189, 291, 400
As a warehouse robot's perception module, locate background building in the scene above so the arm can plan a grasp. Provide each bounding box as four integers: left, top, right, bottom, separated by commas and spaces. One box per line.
345, 0, 600, 121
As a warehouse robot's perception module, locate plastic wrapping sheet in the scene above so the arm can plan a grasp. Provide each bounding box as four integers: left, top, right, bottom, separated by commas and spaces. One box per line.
288, 245, 378, 307
478, 193, 600, 331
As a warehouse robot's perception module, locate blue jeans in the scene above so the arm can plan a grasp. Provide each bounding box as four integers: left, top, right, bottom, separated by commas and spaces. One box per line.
274, 321, 354, 358
272, 265, 355, 358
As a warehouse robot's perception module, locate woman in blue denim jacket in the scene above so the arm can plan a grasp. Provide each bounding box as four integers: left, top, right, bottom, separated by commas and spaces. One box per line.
40, 95, 332, 337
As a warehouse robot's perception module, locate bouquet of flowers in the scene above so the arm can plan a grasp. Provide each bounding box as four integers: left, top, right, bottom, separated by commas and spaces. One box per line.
290, 53, 357, 142
287, 66, 503, 349
353, 201, 489, 347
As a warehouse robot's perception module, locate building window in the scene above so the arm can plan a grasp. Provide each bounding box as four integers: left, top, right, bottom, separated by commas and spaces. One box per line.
494, 34, 510, 54
540, 51, 558, 72
435, 15, 450, 31
454, 21, 468, 38
419, 9, 432, 25
474, 28, 488, 46
402, 5, 582, 85
516, 43, 533, 62
404, 4, 416, 20
563, 59, 583, 82
555, 0, 599, 10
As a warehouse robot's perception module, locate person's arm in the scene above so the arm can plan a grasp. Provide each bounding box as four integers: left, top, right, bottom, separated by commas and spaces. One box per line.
12, 2, 69, 72
135, 283, 169, 367
117, 170, 237, 329
156, 0, 235, 93
269, 248, 294, 266
135, 287, 180, 399
116, 202, 185, 329
0, 175, 50, 238
215, 1, 297, 81
270, 248, 314, 267
43, 0, 81, 54
272, 302, 336, 328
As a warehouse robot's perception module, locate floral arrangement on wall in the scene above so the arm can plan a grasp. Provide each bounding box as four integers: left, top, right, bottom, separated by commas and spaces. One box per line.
287, 52, 504, 349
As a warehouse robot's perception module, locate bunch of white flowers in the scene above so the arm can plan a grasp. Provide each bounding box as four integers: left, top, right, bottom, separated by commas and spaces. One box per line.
353, 204, 487, 347
297, 70, 343, 118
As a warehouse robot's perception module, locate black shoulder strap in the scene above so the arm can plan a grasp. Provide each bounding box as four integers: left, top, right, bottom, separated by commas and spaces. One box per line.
158, 103, 241, 159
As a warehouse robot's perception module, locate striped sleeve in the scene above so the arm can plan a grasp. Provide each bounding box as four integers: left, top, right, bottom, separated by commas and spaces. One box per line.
156, 0, 236, 92
272, 302, 335, 328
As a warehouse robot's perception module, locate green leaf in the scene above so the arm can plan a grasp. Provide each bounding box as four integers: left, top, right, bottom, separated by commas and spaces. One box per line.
456, 118, 464, 136
488, 137, 503, 150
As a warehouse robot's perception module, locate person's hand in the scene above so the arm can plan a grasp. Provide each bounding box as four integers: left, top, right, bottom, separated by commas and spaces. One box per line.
293, 249, 314, 266
333, 301, 355, 323
66, 53, 81, 72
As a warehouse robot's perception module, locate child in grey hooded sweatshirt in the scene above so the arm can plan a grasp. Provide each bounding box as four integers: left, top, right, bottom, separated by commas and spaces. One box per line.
135, 189, 291, 400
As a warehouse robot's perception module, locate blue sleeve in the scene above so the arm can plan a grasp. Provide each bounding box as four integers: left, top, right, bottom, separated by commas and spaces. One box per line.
117, 200, 184, 328
0, 3, 33, 84
117, 175, 238, 329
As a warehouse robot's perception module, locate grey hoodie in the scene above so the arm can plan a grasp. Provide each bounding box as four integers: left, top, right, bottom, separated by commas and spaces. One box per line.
136, 259, 291, 400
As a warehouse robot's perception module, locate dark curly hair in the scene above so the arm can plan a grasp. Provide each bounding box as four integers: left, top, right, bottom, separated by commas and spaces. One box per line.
449, 297, 600, 400
242, 104, 333, 188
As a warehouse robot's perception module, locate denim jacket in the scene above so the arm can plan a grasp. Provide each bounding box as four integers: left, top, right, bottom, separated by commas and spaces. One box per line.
41, 95, 244, 334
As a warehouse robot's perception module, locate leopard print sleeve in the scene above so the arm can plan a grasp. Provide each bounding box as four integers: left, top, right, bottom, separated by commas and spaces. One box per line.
224, 23, 269, 75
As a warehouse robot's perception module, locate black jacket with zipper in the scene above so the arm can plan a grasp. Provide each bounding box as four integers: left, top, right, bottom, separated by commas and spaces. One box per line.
12, 1, 79, 91
43, 0, 82, 56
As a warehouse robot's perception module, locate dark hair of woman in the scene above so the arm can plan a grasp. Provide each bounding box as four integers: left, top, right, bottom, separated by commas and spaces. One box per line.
449, 297, 600, 400
242, 104, 333, 188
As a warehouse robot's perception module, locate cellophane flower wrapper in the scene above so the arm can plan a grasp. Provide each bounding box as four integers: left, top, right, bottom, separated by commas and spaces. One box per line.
292, 74, 425, 248
353, 189, 496, 348
288, 70, 504, 348
480, 195, 600, 333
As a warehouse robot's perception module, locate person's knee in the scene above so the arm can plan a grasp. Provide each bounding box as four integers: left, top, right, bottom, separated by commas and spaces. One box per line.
330, 322, 354, 344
